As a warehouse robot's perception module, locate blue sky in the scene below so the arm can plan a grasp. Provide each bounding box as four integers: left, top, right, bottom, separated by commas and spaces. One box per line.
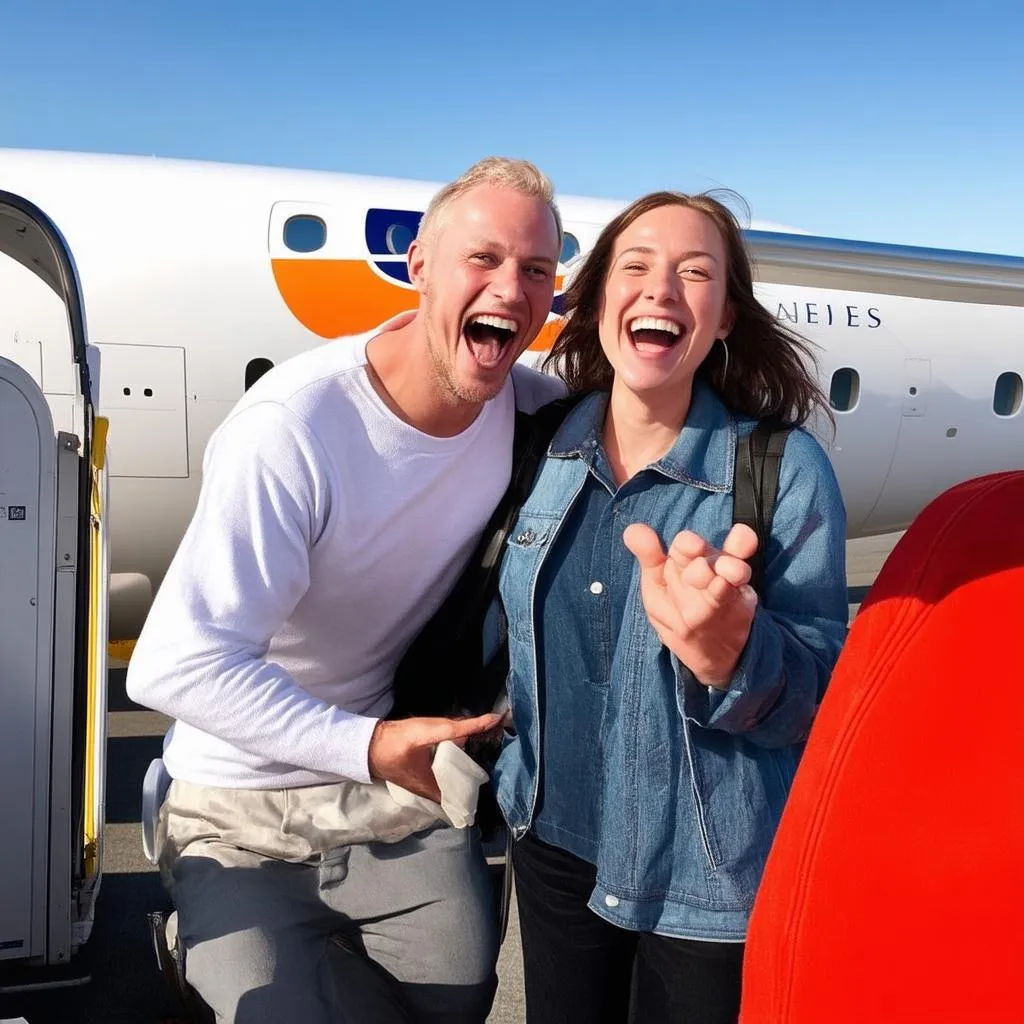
2, 0, 1022, 254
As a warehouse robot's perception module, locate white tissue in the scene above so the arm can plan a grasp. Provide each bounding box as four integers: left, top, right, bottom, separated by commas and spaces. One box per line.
384, 740, 489, 829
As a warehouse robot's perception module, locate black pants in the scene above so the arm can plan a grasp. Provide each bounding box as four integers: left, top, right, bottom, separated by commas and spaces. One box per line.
513, 833, 744, 1024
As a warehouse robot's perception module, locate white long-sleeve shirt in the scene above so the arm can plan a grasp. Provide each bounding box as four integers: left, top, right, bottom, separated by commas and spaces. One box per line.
126, 325, 563, 788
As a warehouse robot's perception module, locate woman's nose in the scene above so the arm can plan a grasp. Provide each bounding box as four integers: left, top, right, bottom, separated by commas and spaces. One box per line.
645, 268, 679, 304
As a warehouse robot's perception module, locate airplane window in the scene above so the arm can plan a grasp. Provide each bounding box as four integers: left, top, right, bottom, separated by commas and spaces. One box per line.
561, 232, 580, 264
283, 215, 326, 254
385, 223, 415, 256
366, 208, 422, 253
245, 357, 274, 391
365, 208, 423, 284
829, 367, 860, 412
993, 372, 1022, 417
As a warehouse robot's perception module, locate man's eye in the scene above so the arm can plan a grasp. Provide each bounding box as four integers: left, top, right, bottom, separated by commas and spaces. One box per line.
472, 253, 496, 265
525, 265, 549, 279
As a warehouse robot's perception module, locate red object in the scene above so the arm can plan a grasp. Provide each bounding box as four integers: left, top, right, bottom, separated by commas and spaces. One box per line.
740, 472, 1024, 1023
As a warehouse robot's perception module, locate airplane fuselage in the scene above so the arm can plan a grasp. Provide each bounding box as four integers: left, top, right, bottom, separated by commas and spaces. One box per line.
1, 149, 1022, 637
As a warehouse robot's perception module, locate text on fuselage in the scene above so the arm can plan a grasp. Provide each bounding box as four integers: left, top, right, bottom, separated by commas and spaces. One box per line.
775, 302, 882, 328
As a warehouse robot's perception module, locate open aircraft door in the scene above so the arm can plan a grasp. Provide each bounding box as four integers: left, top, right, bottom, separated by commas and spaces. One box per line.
0, 191, 109, 989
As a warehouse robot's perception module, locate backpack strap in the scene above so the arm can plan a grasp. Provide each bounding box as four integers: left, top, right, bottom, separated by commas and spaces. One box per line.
389, 392, 586, 721
733, 420, 790, 596
475, 393, 588, 603
481, 399, 575, 571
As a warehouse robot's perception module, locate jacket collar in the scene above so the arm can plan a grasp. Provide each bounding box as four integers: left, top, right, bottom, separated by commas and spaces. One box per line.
549, 380, 736, 494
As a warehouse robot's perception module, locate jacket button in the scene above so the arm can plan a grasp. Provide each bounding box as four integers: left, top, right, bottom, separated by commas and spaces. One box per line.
604, 895, 619, 908
589, 581, 604, 595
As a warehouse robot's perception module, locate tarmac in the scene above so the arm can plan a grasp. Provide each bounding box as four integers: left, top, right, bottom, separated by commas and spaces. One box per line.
0, 533, 901, 1024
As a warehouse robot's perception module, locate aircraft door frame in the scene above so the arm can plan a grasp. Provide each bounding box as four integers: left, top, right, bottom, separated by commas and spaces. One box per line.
0, 189, 101, 970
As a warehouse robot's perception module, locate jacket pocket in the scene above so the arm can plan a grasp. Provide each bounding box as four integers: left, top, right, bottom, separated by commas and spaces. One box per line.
682, 732, 777, 908
764, 744, 798, 818
500, 513, 558, 640
683, 735, 719, 872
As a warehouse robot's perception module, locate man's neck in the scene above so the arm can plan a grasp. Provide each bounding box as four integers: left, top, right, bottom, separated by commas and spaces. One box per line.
365, 315, 484, 438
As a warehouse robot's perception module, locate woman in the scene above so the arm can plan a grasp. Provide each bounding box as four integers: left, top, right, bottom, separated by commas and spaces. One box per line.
492, 191, 848, 1023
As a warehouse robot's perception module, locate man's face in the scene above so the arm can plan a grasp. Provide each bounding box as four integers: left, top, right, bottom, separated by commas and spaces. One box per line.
408, 184, 560, 404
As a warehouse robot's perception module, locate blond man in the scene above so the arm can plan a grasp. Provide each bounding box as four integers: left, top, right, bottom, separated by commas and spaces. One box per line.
128, 158, 564, 1023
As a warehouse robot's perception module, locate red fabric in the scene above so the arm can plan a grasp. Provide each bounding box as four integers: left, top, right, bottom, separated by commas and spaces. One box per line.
740, 472, 1024, 1023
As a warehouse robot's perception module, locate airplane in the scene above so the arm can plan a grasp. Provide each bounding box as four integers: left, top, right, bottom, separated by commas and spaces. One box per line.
1, 147, 1023, 642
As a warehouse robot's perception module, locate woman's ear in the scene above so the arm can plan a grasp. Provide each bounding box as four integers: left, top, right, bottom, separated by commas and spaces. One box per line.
719, 301, 736, 339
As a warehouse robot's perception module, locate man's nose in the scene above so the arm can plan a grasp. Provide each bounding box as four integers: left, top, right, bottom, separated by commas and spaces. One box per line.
490, 261, 526, 304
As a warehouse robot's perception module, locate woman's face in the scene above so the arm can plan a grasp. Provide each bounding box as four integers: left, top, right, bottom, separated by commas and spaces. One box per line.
598, 204, 733, 404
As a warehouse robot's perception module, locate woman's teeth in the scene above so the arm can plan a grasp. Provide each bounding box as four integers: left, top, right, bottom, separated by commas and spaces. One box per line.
629, 316, 681, 336
629, 316, 683, 350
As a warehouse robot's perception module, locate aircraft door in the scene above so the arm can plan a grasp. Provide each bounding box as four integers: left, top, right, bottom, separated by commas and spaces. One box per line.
856, 358, 932, 535
0, 360, 55, 963
864, 337, 1024, 534
825, 379, 902, 538
0, 189, 107, 974
95, 343, 188, 478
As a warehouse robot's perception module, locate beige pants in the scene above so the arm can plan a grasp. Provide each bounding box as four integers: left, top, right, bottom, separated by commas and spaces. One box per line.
159, 758, 497, 1024
158, 739, 489, 870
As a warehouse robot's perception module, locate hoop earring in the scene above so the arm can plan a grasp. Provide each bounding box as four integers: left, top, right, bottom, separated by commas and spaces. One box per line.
716, 338, 730, 387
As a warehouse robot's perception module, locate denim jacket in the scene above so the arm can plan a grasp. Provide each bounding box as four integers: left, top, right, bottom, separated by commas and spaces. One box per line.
492, 383, 848, 940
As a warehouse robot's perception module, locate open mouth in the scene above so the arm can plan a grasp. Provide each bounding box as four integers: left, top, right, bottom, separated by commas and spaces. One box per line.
463, 314, 519, 370
629, 316, 684, 353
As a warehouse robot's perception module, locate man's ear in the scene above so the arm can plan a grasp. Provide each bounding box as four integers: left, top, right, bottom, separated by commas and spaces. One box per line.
407, 239, 428, 295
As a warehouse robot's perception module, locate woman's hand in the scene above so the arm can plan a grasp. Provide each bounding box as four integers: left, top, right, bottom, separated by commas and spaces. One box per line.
623, 522, 760, 689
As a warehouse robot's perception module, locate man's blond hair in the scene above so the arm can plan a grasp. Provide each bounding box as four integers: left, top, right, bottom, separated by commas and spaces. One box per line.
417, 156, 563, 248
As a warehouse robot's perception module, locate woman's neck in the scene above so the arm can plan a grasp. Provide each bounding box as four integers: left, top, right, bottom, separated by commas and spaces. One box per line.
602, 379, 693, 486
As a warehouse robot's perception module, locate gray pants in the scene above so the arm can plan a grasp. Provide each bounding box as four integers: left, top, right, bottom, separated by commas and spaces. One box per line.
160, 781, 499, 1023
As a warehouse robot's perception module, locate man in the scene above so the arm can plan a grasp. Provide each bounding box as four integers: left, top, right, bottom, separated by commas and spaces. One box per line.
127, 157, 564, 1023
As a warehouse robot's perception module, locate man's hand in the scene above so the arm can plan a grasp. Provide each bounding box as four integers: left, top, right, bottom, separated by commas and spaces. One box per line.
367, 713, 503, 802
623, 522, 759, 689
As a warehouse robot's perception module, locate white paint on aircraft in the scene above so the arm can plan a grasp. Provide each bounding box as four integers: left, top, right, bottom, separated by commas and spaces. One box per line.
1, 149, 1022, 637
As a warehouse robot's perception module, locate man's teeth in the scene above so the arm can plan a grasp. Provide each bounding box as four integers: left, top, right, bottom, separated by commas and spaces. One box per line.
629, 317, 681, 336
470, 314, 517, 333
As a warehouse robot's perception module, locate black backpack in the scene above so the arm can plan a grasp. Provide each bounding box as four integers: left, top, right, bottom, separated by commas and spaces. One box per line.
390, 396, 790, 722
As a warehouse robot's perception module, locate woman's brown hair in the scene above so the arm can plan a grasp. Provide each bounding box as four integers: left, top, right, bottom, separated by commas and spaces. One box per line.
544, 190, 831, 428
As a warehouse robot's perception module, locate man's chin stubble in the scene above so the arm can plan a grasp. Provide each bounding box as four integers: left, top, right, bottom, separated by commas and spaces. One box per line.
428, 343, 504, 407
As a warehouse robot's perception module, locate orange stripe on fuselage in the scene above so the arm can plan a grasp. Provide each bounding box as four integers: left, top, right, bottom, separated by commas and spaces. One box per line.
271, 259, 564, 349
529, 320, 563, 353
272, 259, 418, 339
